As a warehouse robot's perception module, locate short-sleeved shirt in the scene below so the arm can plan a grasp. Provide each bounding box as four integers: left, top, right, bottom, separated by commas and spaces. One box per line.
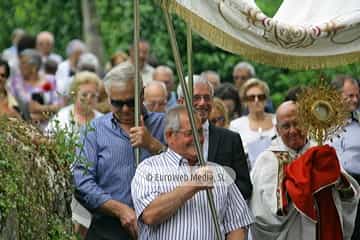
131, 148, 253, 240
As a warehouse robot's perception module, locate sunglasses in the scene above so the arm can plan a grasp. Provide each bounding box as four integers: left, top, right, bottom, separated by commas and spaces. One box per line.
245, 94, 266, 102
110, 98, 135, 108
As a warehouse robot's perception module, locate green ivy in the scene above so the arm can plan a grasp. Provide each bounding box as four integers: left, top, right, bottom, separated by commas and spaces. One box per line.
0, 117, 78, 239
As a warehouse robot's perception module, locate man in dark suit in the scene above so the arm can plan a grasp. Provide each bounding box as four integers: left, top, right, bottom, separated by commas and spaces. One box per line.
208, 123, 252, 199
180, 74, 252, 199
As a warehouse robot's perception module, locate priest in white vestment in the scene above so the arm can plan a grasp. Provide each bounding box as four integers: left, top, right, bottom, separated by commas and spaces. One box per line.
250, 101, 359, 240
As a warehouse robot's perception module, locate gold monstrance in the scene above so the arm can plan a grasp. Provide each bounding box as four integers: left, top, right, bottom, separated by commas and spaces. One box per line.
296, 77, 348, 145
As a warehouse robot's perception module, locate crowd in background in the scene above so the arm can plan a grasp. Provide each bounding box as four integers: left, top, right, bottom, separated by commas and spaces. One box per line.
1, 28, 360, 240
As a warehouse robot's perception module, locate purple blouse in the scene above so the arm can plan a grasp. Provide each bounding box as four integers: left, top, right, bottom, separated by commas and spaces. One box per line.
10, 73, 61, 105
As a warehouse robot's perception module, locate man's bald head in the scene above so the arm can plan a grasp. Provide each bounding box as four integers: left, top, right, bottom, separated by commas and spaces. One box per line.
153, 65, 174, 93
276, 101, 297, 123
36, 31, 54, 56
144, 81, 168, 112
276, 101, 307, 150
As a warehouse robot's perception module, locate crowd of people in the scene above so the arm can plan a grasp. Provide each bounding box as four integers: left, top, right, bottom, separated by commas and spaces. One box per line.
1, 28, 360, 240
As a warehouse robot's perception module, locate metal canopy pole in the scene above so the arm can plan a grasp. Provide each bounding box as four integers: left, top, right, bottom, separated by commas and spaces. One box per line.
162, 8, 222, 240
187, 25, 193, 103
133, 0, 141, 167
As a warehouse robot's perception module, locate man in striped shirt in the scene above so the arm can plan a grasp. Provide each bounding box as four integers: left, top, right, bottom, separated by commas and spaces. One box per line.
131, 105, 253, 239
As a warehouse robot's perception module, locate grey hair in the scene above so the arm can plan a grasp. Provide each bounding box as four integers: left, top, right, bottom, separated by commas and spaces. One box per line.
20, 49, 42, 71
331, 75, 359, 91
176, 75, 201, 99
103, 61, 135, 94
195, 73, 214, 96
66, 39, 86, 57
12, 28, 25, 40
153, 65, 174, 81
77, 52, 99, 73
164, 104, 187, 140
176, 74, 215, 98
233, 61, 256, 77
200, 70, 220, 86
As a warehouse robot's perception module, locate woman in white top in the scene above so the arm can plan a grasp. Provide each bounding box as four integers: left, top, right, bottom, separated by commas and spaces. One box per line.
46, 71, 102, 134
46, 71, 102, 238
229, 78, 275, 168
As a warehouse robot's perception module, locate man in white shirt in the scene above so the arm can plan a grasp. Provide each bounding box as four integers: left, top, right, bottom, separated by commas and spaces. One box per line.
132, 105, 253, 239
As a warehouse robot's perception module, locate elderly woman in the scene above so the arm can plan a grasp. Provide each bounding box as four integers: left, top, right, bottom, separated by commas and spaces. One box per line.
10, 49, 62, 126
229, 78, 275, 167
209, 97, 229, 128
46, 71, 102, 134
45, 71, 102, 238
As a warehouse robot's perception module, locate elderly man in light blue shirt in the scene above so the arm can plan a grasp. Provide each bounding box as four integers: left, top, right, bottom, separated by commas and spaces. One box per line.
330, 75, 360, 240
73, 62, 166, 240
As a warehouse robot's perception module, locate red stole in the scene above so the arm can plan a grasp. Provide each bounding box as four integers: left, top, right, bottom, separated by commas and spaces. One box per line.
284, 145, 342, 240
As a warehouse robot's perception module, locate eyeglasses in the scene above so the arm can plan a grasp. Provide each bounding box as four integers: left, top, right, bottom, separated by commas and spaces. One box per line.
193, 94, 211, 102
79, 92, 98, 99
277, 121, 299, 131
176, 127, 203, 137
344, 93, 360, 100
210, 116, 225, 125
244, 94, 266, 102
233, 75, 248, 81
110, 98, 135, 108
144, 100, 167, 108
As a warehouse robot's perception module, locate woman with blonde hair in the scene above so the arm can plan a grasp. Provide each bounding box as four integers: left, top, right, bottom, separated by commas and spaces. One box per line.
110, 51, 128, 68
209, 97, 229, 128
46, 71, 103, 134
46, 71, 103, 238
229, 78, 275, 168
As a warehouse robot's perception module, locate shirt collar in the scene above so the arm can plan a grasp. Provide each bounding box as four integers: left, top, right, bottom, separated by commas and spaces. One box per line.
351, 111, 360, 122
270, 136, 313, 158
202, 119, 209, 132
166, 148, 185, 166
166, 148, 200, 166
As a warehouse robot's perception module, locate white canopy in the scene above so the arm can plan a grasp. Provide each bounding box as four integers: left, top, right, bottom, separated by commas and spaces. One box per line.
160, 0, 360, 69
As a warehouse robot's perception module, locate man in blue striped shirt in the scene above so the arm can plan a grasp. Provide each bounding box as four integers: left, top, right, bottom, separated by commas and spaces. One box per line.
132, 105, 253, 239
73, 62, 166, 240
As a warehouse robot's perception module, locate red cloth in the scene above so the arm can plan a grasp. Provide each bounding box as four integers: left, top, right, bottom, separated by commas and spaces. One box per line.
284, 145, 342, 240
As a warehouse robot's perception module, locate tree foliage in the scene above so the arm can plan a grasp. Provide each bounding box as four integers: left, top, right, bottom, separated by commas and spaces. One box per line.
1, 0, 359, 106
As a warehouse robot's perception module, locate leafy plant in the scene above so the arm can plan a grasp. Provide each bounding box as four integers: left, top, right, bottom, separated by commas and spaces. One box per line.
0, 117, 80, 239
